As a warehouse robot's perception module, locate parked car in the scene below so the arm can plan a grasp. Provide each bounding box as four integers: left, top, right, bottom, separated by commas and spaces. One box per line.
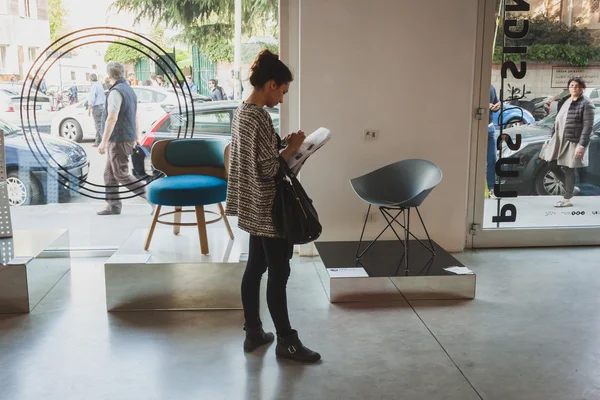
50, 86, 211, 142
548, 86, 600, 114
131, 101, 280, 180
491, 103, 536, 130
0, 85, 54, 133
0, 118, 89, 206
497, 107, 600, 196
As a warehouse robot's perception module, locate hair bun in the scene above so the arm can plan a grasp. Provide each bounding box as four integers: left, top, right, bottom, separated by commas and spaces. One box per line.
248, 49, 293, 88
258, 49, 279, 61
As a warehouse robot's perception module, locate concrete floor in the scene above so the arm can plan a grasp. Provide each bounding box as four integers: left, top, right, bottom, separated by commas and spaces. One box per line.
1, 246, 600, 400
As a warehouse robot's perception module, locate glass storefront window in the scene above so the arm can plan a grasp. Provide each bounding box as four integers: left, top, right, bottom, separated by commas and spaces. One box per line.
484, 0, 600, 229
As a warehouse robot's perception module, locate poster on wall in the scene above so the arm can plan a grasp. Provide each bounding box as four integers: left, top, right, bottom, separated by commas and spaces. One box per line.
551, 67, 600, 88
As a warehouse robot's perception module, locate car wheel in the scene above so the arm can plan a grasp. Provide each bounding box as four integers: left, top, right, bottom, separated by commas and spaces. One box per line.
6, 170, 43, 206
59, 118, 83, 142
505, 118, 526, 129
534, 164, 565, 196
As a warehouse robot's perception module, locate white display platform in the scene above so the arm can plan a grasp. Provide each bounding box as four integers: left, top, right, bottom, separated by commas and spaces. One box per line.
315, 241, 476, 303
0, 229, 70, 313
104, 227, 249, 311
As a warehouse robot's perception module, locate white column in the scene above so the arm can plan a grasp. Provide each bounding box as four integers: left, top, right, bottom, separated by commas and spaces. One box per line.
567, 0, 574, 27
234, 0, 242, 100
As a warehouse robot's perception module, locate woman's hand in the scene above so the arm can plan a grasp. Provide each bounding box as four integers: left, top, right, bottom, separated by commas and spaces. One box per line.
575, 145, 585, 160
279, 131, 306, 161
286, 130, 306, 152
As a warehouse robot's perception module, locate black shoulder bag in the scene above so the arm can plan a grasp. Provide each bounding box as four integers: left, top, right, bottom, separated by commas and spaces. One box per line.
272, 157, 322, 244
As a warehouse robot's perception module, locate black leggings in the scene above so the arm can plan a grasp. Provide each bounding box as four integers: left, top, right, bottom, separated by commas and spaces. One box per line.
548, 160, 576, 199
241, 235, 294, 336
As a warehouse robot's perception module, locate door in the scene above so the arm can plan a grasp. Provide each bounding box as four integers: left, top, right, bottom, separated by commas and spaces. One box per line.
134, 59, 153, 83
468, 0, 600, 248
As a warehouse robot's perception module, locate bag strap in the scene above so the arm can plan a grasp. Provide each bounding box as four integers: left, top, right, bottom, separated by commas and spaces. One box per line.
277, 156, 296, 179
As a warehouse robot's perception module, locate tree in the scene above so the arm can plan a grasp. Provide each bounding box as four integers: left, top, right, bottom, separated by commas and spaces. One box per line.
48, 0, 68, 42
111, 0, 278, 61
104, 39, 146, 64
493, 13, 600, 65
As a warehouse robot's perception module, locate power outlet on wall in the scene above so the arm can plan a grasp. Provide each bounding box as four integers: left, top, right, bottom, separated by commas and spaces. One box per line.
363, 129, 380, 141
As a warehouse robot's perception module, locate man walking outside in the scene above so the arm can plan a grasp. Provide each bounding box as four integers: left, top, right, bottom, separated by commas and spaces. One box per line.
97, 61, 147, 216
208, 79, 224, 101
127, 72, 138, 86
488, 84, 501, 198
186, 75, 198, 93
88, 74, 106, 147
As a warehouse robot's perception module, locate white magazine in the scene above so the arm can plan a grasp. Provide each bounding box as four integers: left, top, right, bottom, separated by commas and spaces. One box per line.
286, 127, 331, 174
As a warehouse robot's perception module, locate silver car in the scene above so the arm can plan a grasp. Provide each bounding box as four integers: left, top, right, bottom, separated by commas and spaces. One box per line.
0, 84, 54, 132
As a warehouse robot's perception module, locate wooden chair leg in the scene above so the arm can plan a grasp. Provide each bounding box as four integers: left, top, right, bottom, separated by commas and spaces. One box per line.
195, 206, 209, 255
218, 203, 235, 240
144, 205, 162, 250
173, 206, 182, 235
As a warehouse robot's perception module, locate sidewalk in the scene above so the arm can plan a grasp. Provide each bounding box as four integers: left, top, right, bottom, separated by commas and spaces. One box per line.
483, 195, 600, 228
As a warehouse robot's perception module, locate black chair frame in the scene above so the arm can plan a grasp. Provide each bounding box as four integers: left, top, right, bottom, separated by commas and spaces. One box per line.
356, 204, 435, 273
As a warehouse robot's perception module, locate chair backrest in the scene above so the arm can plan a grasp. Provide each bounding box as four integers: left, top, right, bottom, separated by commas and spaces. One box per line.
350, 159, 443, 208
224, 142, 231, 179
151, 138, 229, 179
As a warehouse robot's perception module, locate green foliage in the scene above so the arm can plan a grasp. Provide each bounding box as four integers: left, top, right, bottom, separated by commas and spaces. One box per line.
196, 40, 279, 63
112, 0, 277, 30
494, 44, 600, 66
176, 49, 191, 63
497, 13, 593, 47
201, 37, 234, 62
48, 0, 68, 42
241, 42, 278, 63
111, 0, 278, 62
494, 13, 600, 65
104, 40, 147, 64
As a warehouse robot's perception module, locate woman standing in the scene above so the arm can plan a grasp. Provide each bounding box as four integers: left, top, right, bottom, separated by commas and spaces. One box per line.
226, 50, 321, 363
543, 77, 595, 207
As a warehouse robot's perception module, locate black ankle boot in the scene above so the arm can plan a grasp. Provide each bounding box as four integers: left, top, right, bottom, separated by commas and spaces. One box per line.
275, 330, 321, 363
243, 327, 275, 352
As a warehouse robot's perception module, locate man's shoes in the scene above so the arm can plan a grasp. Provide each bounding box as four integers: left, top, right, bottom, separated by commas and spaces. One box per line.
97, 208, 121, 216
92, 143, 99, 148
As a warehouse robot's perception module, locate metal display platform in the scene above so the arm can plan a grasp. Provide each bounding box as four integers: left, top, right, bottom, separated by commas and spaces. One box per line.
0, 230, 70, 313
104, 228, 249, 311
314, 240, 476, 303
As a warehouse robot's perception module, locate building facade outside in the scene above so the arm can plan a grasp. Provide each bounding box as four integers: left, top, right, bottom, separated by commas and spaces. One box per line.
0, 0, 50, 81
492, 0, 600, 99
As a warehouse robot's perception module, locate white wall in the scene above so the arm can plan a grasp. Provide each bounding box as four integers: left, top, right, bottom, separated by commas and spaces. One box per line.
0, 13, 50, 76
490, 64, 600, 100
286, 0, 481, 252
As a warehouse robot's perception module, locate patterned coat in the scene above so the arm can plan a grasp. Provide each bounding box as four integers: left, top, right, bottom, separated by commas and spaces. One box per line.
226, 103, 281, 237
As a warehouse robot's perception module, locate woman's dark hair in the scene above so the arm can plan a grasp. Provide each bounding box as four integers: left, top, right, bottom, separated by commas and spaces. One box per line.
568, 76, 587, 89
249, 50, 293, 88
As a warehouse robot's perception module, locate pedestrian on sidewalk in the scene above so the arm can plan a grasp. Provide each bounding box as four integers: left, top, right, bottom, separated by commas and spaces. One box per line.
97, 62, 148, 215
88, 74, 106, 148
541, 76, 595, 208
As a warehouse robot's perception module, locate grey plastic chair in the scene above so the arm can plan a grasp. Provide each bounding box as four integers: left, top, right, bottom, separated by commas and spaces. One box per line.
350, 159, 443, 271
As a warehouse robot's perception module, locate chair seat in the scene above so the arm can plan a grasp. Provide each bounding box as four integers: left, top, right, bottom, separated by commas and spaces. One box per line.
147, 175, 227, 207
